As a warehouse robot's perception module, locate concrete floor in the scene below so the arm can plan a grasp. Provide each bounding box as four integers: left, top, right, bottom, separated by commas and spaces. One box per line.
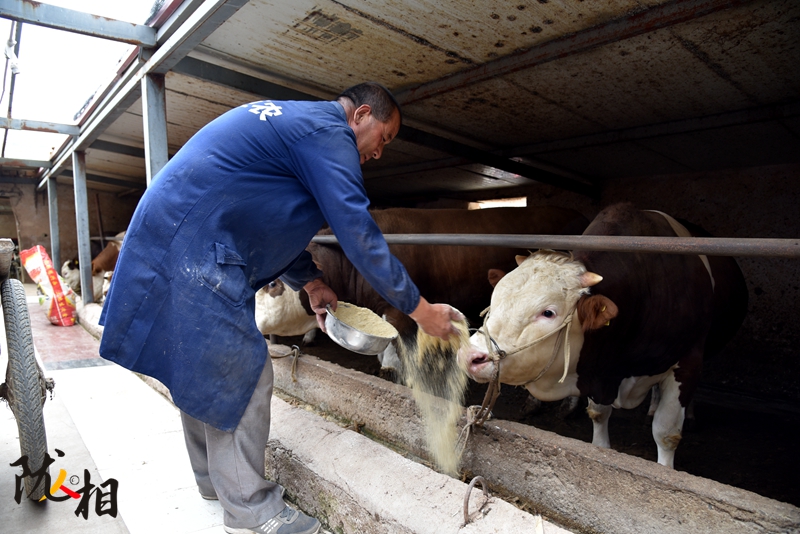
0, 285, 224, 533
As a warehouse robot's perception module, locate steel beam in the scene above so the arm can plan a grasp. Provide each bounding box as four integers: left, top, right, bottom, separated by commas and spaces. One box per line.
0, 0, 157, 47
0, 117, 79, 135
47, 177, 60, 269
173, 56, 321, 101
0, 157, 51, 168
89, 140, 146, 159
396, 0, 751, 105
312, 234, 800, 258
72, 151, 94, 303
397, 126, 598, 197
0, 176, 38, 184
150, 0, 250, 75
60, 170, 145, 190
38, 0, 250, 190
508, 100, 800, 156
142, 73, 169, 186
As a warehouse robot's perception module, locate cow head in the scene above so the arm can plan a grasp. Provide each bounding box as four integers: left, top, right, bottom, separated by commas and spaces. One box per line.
254, 280, 318, 337
460, 250, 617, 399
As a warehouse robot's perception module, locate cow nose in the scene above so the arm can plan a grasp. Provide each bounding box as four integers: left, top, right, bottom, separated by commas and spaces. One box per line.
464, 344, 489, 365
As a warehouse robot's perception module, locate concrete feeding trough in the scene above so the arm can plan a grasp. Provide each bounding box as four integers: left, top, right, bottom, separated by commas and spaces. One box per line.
268, 343, 800, 534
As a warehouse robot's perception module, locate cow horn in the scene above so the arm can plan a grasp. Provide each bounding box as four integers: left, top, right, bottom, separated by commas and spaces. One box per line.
580, 271, 603, 287
515, 254, 528, 266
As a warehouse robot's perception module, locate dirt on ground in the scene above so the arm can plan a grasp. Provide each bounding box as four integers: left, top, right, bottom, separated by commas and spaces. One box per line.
275, 333, 800, 508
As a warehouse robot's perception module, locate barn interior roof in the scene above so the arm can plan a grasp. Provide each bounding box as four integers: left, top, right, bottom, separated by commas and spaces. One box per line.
0, 0, 798, 205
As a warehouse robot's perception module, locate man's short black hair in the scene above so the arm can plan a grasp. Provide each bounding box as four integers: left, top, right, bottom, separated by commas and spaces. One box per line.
338, 82, 402, 124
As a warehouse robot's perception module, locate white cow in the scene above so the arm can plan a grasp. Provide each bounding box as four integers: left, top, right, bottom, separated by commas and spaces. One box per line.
255, 280, 318, 346
61, 259, 104, 303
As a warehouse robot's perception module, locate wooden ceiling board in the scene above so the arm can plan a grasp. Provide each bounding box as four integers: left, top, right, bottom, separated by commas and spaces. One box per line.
635, 121, 800, 171
504, 26, 756, 134
534, 140, 695, 179
165, 71, 264, 109
401, 75, 604, 148
84, 151, 145, 179
665, 0, 800, 106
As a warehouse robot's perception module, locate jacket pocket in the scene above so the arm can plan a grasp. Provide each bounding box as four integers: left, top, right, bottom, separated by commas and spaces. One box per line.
198, 242, 247, 307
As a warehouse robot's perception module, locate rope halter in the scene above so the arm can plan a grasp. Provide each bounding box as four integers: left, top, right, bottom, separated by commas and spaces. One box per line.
468, 305, 578, 428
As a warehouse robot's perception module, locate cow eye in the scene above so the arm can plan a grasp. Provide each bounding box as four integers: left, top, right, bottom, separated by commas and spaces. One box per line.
541, 310, 555, 318
268, 281, 277, 288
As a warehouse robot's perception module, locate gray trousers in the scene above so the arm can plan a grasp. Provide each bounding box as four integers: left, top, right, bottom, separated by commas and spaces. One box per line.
180, 358, 284, 528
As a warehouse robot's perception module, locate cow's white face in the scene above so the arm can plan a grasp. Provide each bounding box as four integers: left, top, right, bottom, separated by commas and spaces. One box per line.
460, 251, 601, 400
255, 280, 317, 337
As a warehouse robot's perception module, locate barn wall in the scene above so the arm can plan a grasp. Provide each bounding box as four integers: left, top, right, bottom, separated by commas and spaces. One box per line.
518, 162, 800, 403
4, 183, 141, 280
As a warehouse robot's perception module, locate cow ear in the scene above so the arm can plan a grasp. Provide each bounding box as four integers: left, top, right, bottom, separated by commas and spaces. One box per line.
487, 269, 506, 288
515, 254, 528, 266
576, 295, 618, 332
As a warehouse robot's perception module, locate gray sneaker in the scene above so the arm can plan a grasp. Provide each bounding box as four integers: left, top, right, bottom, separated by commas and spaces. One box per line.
223, 505, 321, 534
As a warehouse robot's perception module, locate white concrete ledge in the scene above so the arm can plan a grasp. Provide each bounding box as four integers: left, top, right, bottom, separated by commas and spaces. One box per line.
267, 396, 570, 534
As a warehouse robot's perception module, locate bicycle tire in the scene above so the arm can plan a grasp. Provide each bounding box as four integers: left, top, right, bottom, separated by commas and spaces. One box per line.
2, 278, 48, 501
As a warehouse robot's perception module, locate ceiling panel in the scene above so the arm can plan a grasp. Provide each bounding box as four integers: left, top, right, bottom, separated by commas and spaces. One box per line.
10, 0, 798, 202
637, 121, 800, 171
401, 76, 603, 148
534, 140, 694, 179
667, 0, 800, 105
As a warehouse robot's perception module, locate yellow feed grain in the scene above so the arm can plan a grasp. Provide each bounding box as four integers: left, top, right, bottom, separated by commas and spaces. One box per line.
397, 318, 471, 476
332, 302, 398, 338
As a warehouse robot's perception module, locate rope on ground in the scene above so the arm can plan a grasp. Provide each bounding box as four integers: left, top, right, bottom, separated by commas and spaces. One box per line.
269, 344, 302, 382
290, 345, 300, 382
455, 404, 488, 460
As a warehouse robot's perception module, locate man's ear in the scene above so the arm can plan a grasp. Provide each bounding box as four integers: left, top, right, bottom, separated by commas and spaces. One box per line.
576, 295, 618, 332
354, 104, 372, 123
487, 268, 506, 288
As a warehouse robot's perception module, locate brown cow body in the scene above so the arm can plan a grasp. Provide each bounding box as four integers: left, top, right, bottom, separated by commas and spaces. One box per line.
257, 206, 588, 363
61, 231, 126, 303
460, 203, 748, 466
307, 205, 587, 330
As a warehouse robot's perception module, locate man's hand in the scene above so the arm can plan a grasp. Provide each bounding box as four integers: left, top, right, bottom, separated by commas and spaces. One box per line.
303, 278, 337, 332
408, 297, 465, 340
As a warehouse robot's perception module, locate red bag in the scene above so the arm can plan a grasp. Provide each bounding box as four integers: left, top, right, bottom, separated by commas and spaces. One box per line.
19, 245, 77, 327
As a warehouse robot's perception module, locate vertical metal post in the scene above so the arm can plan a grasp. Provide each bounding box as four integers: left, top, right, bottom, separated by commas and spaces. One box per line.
47, 176, 60, 270
142, 73, 168, 186
72, 151, 94, 304
95, 192, 105, 250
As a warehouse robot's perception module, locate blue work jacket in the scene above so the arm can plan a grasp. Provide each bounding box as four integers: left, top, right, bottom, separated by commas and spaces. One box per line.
99, 100, 420, 431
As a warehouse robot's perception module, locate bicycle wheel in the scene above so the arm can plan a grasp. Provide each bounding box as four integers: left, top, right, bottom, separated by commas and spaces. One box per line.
2, 278, 48, 501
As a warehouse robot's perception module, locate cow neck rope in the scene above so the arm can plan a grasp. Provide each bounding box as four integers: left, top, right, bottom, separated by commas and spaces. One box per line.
470, 307, 576, 428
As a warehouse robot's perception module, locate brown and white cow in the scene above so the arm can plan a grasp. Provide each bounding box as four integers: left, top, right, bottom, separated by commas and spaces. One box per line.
92, 231, 126, 276
256, 205, 589, 371
61, 231, 126, 303
255, 279, 319, 346
61, 258, 105, 302
459, 203, 748, 467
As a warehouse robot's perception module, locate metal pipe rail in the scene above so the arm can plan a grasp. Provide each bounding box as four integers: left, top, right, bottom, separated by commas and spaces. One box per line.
311, 234, 800, 258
